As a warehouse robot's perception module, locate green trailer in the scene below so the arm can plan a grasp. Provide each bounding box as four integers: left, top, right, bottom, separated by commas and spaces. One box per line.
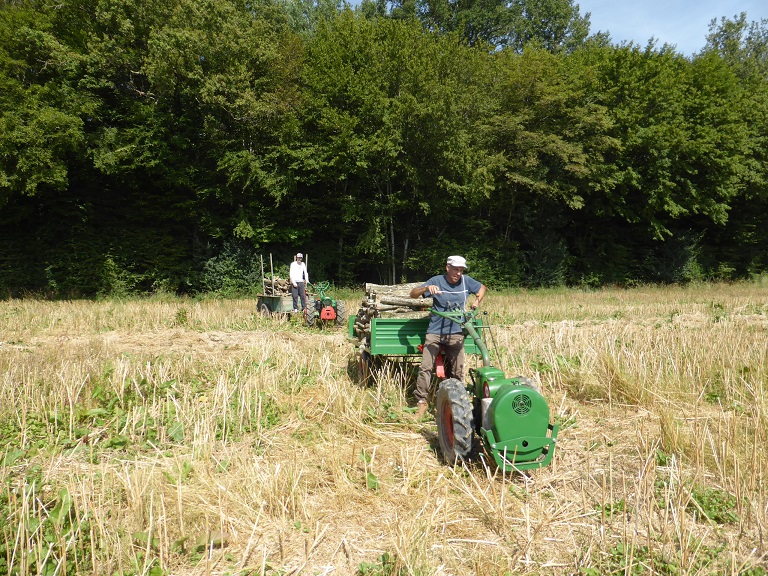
348, 313, 483, 382
348, 307, 558, 472
257, 294, 297, 317
257, 252, 303, 318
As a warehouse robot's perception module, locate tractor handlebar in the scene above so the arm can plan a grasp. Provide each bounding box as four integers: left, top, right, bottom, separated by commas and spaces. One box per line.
428, 306, 491, 367
310, 280, 330, 296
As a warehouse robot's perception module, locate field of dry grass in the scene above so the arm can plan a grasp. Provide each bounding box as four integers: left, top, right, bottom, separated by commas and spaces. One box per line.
1, 282, 767, 575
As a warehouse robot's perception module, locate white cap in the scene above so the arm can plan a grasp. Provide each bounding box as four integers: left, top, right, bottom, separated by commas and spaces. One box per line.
446, 255, 467, 269
296, 253, 303, 258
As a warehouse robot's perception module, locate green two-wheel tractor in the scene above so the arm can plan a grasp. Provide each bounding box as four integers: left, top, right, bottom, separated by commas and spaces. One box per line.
305, 281, 346, 328
350, 307, 558, 472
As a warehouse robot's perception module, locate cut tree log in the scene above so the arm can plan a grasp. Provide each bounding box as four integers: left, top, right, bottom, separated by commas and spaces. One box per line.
351, 282, 434, 344
365, 282, 423, 298
262, 276, 291, 295
379, 295, 432, 308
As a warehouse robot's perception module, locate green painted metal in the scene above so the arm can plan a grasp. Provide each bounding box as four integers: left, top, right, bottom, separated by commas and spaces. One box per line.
430, 307, 559, 472
481, 384, 558, 471
481, 423, 559, 471
472, 365, 506, 398
307, 281, 337, 314
257, 294, 294, 314
366, 316, 484, 356
347, 314, 357, 340
460, 315, 490, 366
351, 305, 559, 471
307, 280, 346, 327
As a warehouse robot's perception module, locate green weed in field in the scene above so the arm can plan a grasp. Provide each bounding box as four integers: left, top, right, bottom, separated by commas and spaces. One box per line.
357, 552, 407, 576
597, 498, 627, 518
0, 484, 96, 576
688, 485, 740, 524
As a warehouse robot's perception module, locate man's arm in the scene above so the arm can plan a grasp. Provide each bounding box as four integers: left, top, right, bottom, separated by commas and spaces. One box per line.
471, 284, 487, 309
410, 284, 440, 298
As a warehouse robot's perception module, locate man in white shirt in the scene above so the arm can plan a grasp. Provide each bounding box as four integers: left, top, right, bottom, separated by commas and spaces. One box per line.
289, 253, 309, 312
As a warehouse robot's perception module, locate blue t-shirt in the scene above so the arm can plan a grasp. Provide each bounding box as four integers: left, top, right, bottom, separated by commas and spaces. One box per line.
420, 274, 483, 335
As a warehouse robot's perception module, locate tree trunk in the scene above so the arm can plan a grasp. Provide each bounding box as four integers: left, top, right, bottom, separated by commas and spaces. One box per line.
350, 282, 431, 343
379, 295, 432, 308
364, 282, 424, 296
390, 217, 396, 285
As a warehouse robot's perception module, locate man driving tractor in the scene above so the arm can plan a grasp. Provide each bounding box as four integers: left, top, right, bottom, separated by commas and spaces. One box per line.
409, 255, 487, 419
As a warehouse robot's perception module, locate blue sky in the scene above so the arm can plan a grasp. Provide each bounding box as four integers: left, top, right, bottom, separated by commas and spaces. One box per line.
575, 0, 768, 56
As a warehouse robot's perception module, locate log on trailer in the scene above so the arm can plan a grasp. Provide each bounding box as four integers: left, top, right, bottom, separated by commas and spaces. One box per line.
352, 282, 433, 342
363, 283, 433, 308
364, 282, 423, 297
263, 277, 291, 295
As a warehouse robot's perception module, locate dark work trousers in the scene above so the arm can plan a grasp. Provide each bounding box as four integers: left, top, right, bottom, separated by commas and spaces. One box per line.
414, 332, 465, 404
292, 282, 307, 310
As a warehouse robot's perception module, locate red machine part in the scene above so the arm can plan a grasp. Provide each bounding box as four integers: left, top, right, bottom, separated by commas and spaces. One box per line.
417, 344, 446, 379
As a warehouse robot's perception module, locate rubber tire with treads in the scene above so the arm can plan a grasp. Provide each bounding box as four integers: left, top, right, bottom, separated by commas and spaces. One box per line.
435, 378, 475, 464
305, 304, 316, 327
259, 303, 272, 318
335, 301, 346, 326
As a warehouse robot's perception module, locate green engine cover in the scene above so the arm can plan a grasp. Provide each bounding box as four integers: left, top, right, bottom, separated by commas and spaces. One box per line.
482, 382, 558, 471
473, 366, 505, 398
489, 384, 550, 441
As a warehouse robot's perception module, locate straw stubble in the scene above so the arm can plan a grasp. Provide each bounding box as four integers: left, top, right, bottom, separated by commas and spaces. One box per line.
1, 284, 766, 574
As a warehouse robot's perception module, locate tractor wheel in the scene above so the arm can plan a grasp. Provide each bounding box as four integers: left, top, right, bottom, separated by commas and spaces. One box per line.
259, 303, 272, 318
514, 375, 541, 393
335, 300, 346, 326
304, 305, 316, 327
435, 378, 475, 464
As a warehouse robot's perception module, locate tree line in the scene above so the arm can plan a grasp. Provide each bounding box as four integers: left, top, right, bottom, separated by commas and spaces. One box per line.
1, 0, 767, 296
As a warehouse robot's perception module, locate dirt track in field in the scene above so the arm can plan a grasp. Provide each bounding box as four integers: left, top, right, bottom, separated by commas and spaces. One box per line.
4, 327, 348, 355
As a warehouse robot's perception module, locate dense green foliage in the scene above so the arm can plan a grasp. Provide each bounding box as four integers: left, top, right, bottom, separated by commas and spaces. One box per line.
1, 0, 767, 295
